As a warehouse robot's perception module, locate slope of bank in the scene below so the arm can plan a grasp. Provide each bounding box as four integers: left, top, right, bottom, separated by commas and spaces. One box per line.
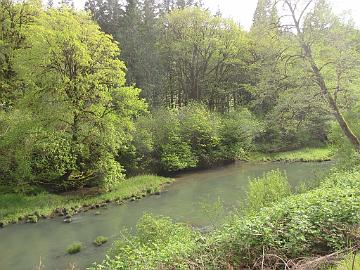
0, 175, 172, 227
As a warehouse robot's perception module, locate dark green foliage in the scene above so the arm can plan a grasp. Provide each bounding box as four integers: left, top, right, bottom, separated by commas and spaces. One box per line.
220, 109, 264, 160
120, 104, 262, 174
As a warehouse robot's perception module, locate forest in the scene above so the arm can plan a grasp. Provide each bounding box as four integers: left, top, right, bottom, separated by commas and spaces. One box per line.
0, 0, 360, 269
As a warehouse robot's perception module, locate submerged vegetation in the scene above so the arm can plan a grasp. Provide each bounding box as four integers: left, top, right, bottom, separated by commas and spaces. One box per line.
67, 242, 82, 255
93, 236, 109, 247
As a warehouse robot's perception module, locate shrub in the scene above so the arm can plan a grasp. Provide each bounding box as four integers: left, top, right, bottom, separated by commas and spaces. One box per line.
151, 108, 197, 172
92, 214, 200, 270
246, 169, 291, 211
220, 109, 264, 160
66, 242, 82, 254
179, 103, 222, 166
93, 236, 108, 247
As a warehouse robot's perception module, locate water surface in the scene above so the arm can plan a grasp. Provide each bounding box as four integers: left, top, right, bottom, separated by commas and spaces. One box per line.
0, 161, 333, 270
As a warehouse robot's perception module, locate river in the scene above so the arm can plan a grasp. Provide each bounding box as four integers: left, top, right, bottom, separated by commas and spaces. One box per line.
0, 161, 333, 270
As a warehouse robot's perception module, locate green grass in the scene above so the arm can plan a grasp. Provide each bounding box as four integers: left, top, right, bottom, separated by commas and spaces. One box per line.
328, 253, 360, 270
0, 175, 172, 227
249, 146, 334, 162
93, 236, 108, 246
66, 242, 82, 254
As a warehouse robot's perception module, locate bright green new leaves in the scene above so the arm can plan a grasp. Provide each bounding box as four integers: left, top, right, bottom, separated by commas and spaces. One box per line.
1, 8, 146, 191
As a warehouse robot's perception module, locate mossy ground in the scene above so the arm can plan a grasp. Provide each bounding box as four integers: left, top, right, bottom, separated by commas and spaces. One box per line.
0, 175, 172, 227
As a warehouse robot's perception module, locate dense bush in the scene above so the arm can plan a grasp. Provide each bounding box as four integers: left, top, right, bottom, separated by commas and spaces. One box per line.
91, 214, 200, 270
121, 104, 262, 174
329, 104, 360, 169
220, 109, 264, 160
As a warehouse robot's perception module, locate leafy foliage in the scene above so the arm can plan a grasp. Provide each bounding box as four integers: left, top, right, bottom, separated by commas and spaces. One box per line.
91, 214, 200, 269
246, 170, 291, 212
0, 6, 145, 191
120, 104, 262, 174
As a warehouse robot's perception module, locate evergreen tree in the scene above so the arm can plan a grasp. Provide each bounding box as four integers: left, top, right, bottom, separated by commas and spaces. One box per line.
252, 0, 278, 30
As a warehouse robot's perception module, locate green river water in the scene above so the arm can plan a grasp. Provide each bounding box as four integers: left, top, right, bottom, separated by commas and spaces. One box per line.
0, 161, 333, 270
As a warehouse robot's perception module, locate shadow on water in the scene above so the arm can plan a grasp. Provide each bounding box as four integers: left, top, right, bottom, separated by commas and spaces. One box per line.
0, 161, 333, 270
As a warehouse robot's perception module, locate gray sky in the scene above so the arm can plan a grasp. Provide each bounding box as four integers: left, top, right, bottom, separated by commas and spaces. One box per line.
73, 0, 360, 30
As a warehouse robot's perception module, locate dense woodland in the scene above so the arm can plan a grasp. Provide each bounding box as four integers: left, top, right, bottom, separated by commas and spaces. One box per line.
0, 0, 359, 193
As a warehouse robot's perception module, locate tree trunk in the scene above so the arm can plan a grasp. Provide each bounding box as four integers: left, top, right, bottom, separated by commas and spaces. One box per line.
302, 44, 360, 152
285, 0, 360, 152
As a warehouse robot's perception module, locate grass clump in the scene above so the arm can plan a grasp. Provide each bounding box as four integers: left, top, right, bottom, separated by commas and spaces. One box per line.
93, 236, 108, 247
66, 242, 82, 254
0, 175, 172, 226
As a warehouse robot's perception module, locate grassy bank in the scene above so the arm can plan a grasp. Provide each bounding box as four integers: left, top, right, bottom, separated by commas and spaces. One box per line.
91, 166, 360, 270
249, 146, 334, 162
0, 175, 172, 227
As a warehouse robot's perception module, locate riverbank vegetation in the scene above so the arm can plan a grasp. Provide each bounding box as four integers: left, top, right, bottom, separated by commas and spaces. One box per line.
92, 164, 360, 269
249, 146, 335, 162
0, 175, 171, 227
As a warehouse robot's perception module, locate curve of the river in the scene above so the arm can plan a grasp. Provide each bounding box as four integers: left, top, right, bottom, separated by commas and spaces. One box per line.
0, 161, 333, 270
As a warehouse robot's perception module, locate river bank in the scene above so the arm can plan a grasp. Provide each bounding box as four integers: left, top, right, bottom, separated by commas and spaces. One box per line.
0, 175, 172, 227
248, 146, 334, 162
0, 147, 333, 228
